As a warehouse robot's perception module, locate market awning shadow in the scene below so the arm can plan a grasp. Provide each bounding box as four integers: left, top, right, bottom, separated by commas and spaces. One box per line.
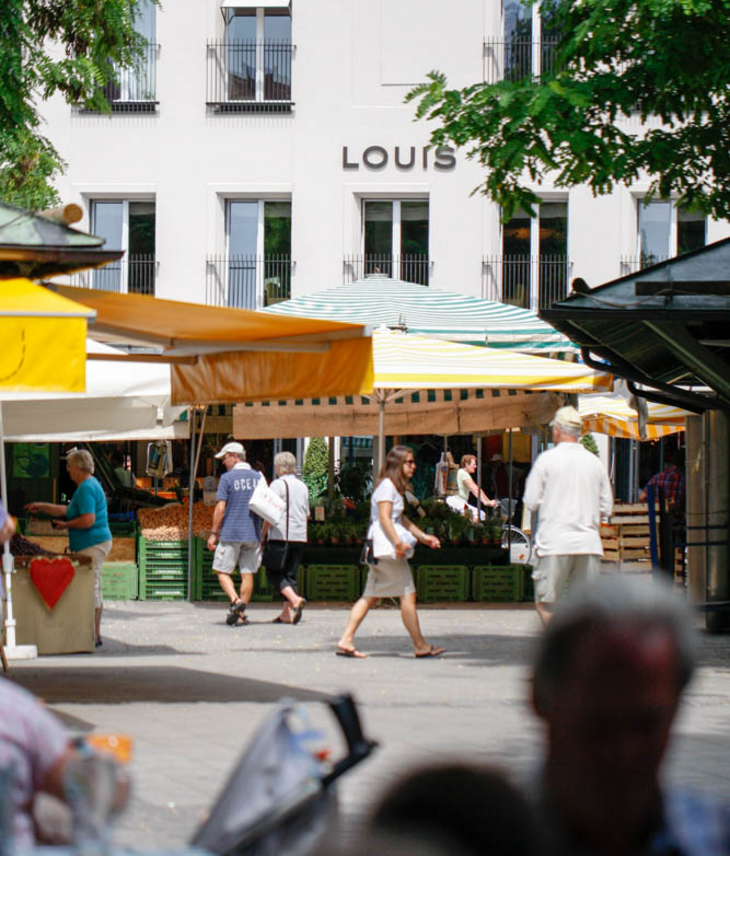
8, 666, 333, 706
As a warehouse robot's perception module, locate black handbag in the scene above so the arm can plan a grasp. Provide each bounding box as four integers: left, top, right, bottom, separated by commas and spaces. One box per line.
263, 480, 289, 571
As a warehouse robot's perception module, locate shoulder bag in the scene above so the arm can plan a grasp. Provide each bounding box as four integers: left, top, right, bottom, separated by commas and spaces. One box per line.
262, 480, 289, 571
249, 474, 286, 526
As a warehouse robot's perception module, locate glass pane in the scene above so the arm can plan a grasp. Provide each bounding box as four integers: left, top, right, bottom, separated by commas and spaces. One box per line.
400, 201, 429, 255
677, 207, 705, 256
92, 202, 123, 291
92, 201, 123, 250
264, 12, 291, 42
502, 208, 531, 307
134, 0, 156, 44
227, 11, 256, 41
264, 202, 291, 303
504, 0, 532, 80
228, 201, 258, 255
264, 13, 291, 100
539, 202, 568, 256
638, 201, 670, 265
128, 201, 155, 294
364, 202, 393, 256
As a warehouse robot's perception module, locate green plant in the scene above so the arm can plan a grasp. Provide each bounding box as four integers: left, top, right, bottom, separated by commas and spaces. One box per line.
335, 459, 372, 505
302, 437, 328, 503
580, 433, 600, 456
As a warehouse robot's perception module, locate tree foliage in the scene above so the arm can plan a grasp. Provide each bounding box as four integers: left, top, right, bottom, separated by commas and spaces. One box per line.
302, 437, 329, 503
0, 1, 158, 209
407, 0, 730, 220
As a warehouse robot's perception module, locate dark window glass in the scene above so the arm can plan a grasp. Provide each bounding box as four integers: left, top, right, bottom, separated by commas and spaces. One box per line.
400, 201, 429, 256
677, 207, 705, 256
638, 201, 670, 266
502, 208, 531, 307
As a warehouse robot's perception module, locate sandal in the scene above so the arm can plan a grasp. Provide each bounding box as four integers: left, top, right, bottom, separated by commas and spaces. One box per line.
291, 598, 306, 626
415, 645, 445, 659
226, 602, 247, 626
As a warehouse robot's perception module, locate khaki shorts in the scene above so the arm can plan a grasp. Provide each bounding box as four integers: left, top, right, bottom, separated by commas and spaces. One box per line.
532, 553, 600, 606
213, 541, 262, 575
82, 539, 113, 609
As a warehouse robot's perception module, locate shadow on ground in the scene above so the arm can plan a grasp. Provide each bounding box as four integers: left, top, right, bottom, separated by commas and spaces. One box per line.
7, 666, 334, 706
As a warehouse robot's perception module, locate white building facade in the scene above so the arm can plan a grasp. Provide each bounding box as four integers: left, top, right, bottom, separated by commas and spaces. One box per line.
40, 0, 730, 310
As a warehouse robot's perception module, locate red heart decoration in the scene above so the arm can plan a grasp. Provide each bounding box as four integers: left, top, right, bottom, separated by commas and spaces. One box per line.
29, 557, 76, 611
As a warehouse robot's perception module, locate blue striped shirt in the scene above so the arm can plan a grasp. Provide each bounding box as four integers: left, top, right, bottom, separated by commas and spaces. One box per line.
216, 463, 263, 543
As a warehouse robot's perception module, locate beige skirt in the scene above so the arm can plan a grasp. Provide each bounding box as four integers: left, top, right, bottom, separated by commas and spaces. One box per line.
363, 557, 416, 598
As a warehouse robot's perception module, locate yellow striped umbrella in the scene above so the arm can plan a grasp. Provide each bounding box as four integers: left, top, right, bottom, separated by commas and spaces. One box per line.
579, 395, 688, 441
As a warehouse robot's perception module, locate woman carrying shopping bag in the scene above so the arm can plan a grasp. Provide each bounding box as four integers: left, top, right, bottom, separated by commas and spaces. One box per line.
262, 452, 309, 625
336, 445, 444, 659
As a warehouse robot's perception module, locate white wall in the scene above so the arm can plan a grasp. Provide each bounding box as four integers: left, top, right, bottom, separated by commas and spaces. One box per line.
38, 0, 730, 306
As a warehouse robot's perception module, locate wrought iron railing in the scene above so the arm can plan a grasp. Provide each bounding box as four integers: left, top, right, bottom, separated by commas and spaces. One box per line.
83, 44, 160, 112
206, 255, 293, 308
72, 256, 157, 294
483, 35, 561, 82
482, 255, 572, 310
620, 255, 668, 277
343, 255, 431, 286
206, 40, 293, 111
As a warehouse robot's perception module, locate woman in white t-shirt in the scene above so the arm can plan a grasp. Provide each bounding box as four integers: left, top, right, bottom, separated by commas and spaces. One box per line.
336, 446, 444, 659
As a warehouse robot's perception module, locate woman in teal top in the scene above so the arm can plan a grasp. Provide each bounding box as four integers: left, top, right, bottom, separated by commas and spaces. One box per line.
26, 449, 113, 648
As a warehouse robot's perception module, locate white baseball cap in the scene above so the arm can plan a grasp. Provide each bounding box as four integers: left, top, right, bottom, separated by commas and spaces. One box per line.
215, 441, 244, 459
551, 406, 582, 430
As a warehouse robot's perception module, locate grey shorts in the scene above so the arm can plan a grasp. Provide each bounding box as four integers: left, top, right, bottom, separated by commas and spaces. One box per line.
213, 541, 262, 575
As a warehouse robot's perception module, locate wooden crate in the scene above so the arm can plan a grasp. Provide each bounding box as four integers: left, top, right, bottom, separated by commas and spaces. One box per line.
601, 503, 657, 574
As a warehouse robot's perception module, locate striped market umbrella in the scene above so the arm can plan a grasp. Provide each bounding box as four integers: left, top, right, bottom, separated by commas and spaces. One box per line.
265, 275, 577, 354
579, 395, 689, 441
235, 329, 610, 461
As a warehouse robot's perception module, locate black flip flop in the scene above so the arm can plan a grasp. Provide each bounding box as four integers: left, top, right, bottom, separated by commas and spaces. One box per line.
226, 602, 246, 626
291, 599, 306, 626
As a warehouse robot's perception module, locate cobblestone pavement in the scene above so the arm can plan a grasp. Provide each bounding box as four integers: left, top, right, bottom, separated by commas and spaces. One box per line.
7, 600, 730, 852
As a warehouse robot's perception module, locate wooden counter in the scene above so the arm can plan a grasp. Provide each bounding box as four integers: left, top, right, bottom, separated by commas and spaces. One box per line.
12, 555, 95, 655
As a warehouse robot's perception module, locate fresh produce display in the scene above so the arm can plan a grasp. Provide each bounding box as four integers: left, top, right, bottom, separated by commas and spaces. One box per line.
10, 534, 56, 557
138, 503, 214, 539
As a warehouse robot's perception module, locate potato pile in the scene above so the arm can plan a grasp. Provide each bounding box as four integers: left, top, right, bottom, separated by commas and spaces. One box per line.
138, 503, 214, 539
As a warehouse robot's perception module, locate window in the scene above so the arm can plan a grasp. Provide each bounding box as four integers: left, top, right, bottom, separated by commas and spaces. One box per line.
99, 0, 158, 110
207, 5, 293, 111
637, 201, 706, 266
497, 202, 569, 309
350, 200, 429, 285
90, 200, 156, 294
486, 1, 560, 82
207, 200, 291, 308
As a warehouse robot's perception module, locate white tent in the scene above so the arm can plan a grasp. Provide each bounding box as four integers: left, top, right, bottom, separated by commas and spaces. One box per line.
1, 341, 189, 443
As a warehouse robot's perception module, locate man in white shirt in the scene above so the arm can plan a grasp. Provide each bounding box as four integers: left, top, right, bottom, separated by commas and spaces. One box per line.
523, 406, 613, 626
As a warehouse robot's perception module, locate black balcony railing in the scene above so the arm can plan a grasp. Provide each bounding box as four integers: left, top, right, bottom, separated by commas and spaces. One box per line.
72, 256, 157, 294
343, 255, 430, 286
482, 255, 572, 310
81, 45, 159, 113
484, 35, 561, 82
206, 40, 293, 112
206, 255, 293, 308
620, 255, 668, 277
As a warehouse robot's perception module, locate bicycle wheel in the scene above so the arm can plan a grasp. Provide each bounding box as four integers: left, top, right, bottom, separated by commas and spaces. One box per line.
501, 525, 532, 564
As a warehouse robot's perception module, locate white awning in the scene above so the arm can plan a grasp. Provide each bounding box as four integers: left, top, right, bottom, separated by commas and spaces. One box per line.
221, 1, 290, 9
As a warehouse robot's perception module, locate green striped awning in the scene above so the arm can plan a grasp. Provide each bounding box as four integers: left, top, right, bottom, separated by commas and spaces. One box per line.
264, 275, 577, 354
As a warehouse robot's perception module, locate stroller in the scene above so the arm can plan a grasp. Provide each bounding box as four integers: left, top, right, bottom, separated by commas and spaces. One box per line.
191, 693, 377, 855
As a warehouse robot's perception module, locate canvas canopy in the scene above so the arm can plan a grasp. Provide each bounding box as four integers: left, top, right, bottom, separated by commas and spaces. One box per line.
2, 341, 188, 443
49, 284, 375, 403
264, 274, 577, 354
579, 395, 689, 441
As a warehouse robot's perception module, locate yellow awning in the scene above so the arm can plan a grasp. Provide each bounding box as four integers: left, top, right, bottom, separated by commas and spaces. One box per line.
49, 285, 375, 402
0, 279, 92, 392
580, 395, 689, 441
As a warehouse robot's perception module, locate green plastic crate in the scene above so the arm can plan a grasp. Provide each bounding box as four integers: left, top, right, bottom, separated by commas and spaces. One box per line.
138, 538, 190, 599
416, 565, 470, 602
101, 563, 138, 601
472, 565, 523, 602
307, 565, 360, 602
522, 565, 534, 601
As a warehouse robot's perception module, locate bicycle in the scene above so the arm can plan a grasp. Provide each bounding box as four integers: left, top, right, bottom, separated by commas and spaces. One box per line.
497, 498, 532, 565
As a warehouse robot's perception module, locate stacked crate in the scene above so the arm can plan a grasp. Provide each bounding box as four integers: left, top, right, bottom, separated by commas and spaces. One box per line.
472, 565, 523, 602
307, 565, 360, 602
101, 562, 138, 601
600, 503, 655, 576
416, 565, 470, 602
137, 538, 190, 600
